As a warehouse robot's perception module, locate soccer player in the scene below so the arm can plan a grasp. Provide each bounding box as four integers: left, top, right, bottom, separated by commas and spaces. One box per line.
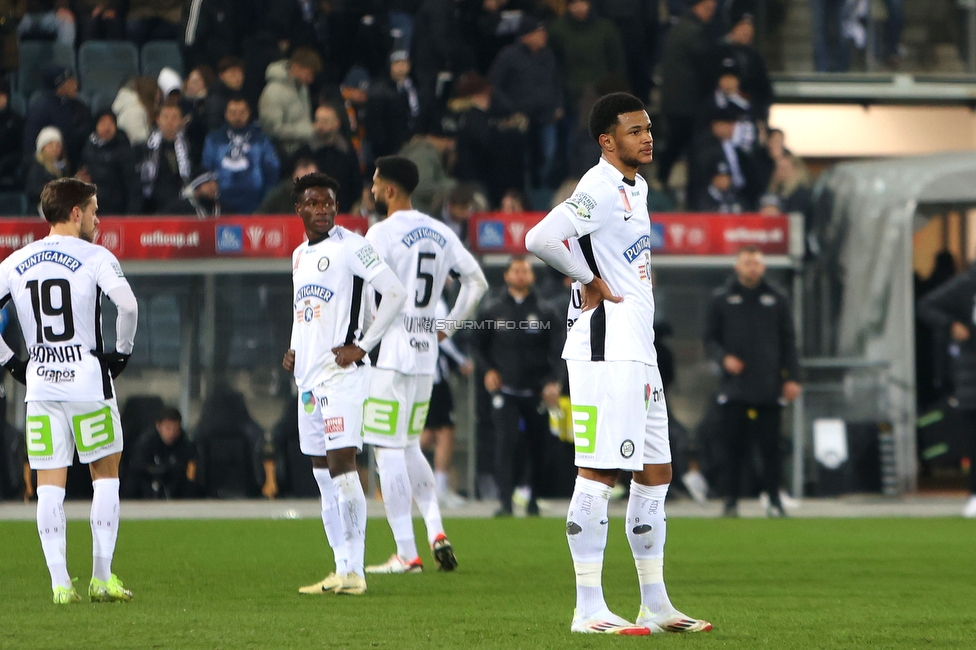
284, 173, 407, 596
0, 178, 138, 604
525, 93, 713, 635
362, 156, 487, 574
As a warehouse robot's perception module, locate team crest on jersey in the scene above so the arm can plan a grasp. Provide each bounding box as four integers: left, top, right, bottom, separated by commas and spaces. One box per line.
317, 257, 330, 272
565, 191, 597, 220
401, 227, 447, 248
356, 244, 380, 268
15, 251, 82, 275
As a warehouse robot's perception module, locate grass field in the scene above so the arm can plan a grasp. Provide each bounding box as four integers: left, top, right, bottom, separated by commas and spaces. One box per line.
1, 516, 974, 649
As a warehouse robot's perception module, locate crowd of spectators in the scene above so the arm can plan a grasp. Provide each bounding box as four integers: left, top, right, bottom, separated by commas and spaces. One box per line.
0, 0, 816, 223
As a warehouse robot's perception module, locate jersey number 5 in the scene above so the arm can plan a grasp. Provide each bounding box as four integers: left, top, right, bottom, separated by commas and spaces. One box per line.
415, 252, 436, 308
27, 279, 75, 343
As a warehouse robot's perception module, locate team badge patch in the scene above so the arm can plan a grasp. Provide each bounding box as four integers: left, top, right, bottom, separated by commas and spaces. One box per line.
620, 439, 635, 458
317, 257, 330, 271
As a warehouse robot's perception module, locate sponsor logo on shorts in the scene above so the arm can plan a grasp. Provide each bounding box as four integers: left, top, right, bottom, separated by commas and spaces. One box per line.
302, 391, 316, 414
325, 417, 344, 433
571, 405, 598, 454
72, 406, 115, 453
620, 439, 635, 458
26, 416, 53, 457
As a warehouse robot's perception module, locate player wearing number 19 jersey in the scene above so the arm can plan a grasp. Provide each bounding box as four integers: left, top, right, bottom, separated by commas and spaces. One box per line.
526, 94, 711, 635
0, 179, 138, 604
362, 157, 487, 575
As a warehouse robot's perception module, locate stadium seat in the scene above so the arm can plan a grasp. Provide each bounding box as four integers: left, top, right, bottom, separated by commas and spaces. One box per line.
83, 90, 114, 114
0, 192, 28, 216
16, 41, 75, 98
78, 41, 138, 99
141, 40, 184, 80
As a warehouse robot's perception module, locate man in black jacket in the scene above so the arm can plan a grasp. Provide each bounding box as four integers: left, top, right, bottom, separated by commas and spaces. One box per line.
365, 50, 421, 160
78, 110, 142, 215
917, 263, 976, 518
474, 257, 563, 517
22, 66, 92, 172
125, 407, 198, 500
704, 246, 800, 517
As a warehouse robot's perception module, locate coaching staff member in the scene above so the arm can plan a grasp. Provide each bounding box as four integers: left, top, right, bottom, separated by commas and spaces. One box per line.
704, 245, 801, 517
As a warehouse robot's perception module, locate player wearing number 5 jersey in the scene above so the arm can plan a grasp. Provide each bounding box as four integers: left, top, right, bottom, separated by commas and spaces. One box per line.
526, 93, 711, 635
362, 157, 487, 575
0, 178, 138, 604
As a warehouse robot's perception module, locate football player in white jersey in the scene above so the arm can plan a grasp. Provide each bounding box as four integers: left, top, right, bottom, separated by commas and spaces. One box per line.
283, 173, 406, 596
526, 93, 712, 635
0, 178, 138, 604
361, 156, 487, 574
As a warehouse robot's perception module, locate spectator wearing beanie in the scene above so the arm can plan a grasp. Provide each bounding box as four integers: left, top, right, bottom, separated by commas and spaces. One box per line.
25, 126, 67, 208
22, 66, 93, 172
78, 110, 142, 215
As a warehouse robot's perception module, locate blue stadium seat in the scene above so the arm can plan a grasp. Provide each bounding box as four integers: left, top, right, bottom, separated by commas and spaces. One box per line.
78, 41, 139, 98
141, 40, 184, 80
0, 192, 28, 217
16, 41, 75, 98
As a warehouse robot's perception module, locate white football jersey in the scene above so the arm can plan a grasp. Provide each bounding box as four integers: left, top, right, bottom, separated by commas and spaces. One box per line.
556, 158, 657, 365
366, 210, 481, 376
290, 226, 390, 391
0, 235, 131, 401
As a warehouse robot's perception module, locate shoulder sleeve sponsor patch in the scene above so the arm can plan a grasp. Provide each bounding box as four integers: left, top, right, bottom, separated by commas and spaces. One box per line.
356, 243, 380, 269
111, 262, 125, 278
564, 191, 598, 220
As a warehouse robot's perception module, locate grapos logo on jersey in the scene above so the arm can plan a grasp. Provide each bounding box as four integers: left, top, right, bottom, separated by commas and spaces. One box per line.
29, 344, 85, 364
356, 244, 380, 268
15, 251, 82, 275
623, 235, 652, 264
566, 191, 597, 220
36, 366, 76, 383
401, 227, 447, 248
409, 338, 431, 352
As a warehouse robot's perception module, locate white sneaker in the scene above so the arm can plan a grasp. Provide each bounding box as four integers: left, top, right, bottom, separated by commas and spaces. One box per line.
438, 489, 466, 509
636, 605, 713, 633
298, 573, 343, 594
963, 496, 976, 518
682, 470, 709, 505
334, 572, 367, 595
570, 608, 650, 635
365, 554, 423, 574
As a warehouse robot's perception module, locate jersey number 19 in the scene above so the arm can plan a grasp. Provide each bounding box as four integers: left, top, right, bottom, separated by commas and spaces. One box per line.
27, 279, 75, 343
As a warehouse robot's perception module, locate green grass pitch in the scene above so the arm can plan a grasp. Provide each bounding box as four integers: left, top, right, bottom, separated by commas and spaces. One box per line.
0, 516, 974, 649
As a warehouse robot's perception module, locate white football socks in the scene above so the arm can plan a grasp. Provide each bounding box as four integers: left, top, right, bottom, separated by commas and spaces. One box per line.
375, 447, 419, 561
36, 485, 71, 590
90, 478, 120, 583
332, 470, 367, 577
312, 467, 349, 574
405, 442, 444, 545
627, 482, 674, 615
566, 476, 612, 617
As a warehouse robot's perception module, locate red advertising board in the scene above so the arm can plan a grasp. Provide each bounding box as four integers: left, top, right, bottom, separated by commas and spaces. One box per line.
469, 212, 790, 255
0, 215, 369, 261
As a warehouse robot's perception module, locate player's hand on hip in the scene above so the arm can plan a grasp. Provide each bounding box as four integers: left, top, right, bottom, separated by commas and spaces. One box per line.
723, 354, 745, 375
331, 343, 366, 368
282, 349, 296, 373
781, 380, 801, 403
3, 357, 28, 385
581, 277, 622, 311
103, 352, 130, 378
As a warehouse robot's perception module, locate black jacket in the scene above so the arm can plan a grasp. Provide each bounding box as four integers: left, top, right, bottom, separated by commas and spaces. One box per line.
488, 41, 562, 123
79, 132, 142, 215
918, 264, 976, 409
473, 290, 562, 393
22, 92, 93, 170
126, 429, 198, 499
293, 139, 361, 213
0, 106, 24, 189
659, 10, 714, 118
364, 76, 419, 159
704, 277, 800, 405
710, 41, 774, 122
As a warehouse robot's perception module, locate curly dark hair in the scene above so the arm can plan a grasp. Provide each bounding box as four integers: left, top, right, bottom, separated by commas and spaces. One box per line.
292, 172, 340, 205
588, 92, 646, 142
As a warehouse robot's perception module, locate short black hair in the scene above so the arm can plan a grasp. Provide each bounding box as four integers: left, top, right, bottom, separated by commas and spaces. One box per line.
293, 172, 340, 204
588, 92, 646, 142
375, 156, 420, 195
226, 94, 249, 108
156, 406, 182, 423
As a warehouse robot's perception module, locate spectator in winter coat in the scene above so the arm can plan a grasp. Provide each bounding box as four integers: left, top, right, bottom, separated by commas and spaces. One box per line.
711, 12, 773, 124
258, 49, 321, 158
201, 96, 280, 214
77, 110, 141, 214
365, 50, 422, 160
205, 57, 245, 133
125, 0, 181, 46
291, 103, 360, 213
112, 77, 158, 147
547, 0, 626, 110
134, 101, 194, 214
257, 157, 318, 215
25, 126, 67, 208
22, 66, 92, 171
17, 0, 75, 46
75, 0, 123, 43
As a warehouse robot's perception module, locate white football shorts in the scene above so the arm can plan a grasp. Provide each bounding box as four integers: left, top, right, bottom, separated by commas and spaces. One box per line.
567, 360, 671, 471
297, 366, 369, 456
362, 367, 433, 449
25, 399, 124, 470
